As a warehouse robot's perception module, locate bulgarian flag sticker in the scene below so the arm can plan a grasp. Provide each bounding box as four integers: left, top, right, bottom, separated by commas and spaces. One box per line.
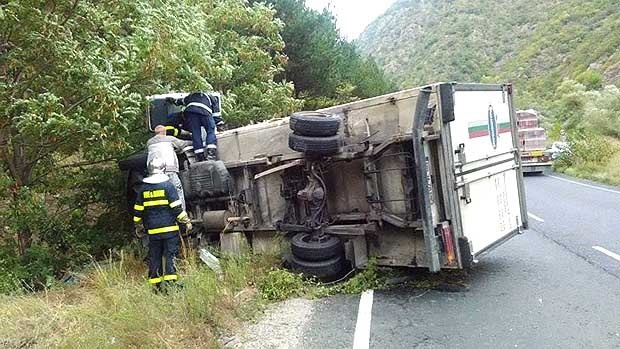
468, 120, 492, 138
467, 106, 511, 149
467, 116, 511, 139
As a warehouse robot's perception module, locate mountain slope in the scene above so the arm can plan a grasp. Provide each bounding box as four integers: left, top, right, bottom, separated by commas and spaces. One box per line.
357, 0, 620, 108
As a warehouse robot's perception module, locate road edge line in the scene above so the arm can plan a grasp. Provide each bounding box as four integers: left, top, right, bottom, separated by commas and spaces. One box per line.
547, 175, 620, 195
593, 246, 620, 263
352, 289, 374, 349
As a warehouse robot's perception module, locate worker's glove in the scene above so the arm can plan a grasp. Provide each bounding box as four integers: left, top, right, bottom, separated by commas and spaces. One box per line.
165, 97, 176, 104
134, 224, 146, 239
177, 212, 192, 232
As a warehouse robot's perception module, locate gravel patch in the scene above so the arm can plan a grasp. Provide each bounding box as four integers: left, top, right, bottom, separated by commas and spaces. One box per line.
222, 298, 315, 349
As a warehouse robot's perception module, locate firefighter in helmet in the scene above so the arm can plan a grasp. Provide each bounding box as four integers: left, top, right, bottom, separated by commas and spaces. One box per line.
133, 157, 192, 288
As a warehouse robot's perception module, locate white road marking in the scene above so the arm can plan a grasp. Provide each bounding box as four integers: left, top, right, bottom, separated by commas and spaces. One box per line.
547, 175, 620, 195
353, 289, 374, 349
527, 212, 545, 223
592, 246, 620, 263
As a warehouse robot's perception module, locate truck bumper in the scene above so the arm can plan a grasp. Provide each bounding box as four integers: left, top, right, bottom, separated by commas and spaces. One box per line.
521, 162, 552, 174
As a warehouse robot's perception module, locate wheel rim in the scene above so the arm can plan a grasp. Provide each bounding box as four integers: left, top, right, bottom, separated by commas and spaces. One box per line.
301, 233, 332, 244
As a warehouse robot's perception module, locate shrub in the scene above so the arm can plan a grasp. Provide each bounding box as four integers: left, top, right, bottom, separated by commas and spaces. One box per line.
576, 70, 603, 90
258, 269, 305, 301
567, 130, 615, 165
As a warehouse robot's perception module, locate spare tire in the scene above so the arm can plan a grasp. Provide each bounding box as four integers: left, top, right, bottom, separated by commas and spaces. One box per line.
291, 233, 343, 261
290, 111, 341, 137
288, 133, 342, 155
118, 152, 147, 171
290, 254, 344, 279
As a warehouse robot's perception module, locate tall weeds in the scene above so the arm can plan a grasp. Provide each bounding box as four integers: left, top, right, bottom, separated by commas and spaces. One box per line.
0, 250, 279, 348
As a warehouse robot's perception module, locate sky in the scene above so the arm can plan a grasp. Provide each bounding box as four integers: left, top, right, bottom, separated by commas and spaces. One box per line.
305, 0, 398, 40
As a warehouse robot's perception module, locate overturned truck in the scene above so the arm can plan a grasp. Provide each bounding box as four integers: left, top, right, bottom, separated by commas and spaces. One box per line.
120, 83, 528, 279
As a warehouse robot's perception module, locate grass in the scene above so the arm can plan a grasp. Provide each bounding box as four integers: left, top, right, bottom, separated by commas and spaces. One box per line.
0, 250, 280, 348
554, 137, 620, 186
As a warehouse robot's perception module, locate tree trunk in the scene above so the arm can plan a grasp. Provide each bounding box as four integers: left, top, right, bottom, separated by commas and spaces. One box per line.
6, 142, 35, 255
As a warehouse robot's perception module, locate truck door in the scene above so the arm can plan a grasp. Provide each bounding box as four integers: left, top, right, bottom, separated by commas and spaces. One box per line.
449, 85, 527, 256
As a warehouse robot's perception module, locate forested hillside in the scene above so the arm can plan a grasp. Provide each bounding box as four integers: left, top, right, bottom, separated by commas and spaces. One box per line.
358, 0, 620, 184
358, 0, 620, 107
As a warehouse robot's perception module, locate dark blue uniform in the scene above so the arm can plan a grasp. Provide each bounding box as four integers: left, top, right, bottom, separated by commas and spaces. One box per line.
210, 93, 223, 127
133, 174, 188, 286
168, 92, 216, 158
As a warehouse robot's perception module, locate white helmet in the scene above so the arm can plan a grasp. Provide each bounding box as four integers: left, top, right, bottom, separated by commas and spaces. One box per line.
147, 157, 166, 175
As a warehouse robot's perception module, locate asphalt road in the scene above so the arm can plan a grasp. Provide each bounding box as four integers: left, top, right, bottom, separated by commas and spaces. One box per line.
300, 174, 620, 348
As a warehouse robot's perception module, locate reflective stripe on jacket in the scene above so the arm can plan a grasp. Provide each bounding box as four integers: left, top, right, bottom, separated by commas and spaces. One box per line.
174, 92, 213, 117
133, 174, 186, 240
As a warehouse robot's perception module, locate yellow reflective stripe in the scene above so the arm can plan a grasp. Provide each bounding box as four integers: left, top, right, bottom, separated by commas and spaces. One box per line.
165, 126, 179, 137
148, 225, 179, 235
133, 216, 142, 223
143, 189, 166, 199
177, 211, 187, 220
169, 200, 182, 208
143, 199, 169, 207
134, 204, 144, 211
148, 277, 163, 284
163, 274, 178, 281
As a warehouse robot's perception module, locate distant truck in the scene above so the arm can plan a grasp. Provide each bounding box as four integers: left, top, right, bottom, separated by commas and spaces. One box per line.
119, 83, 529, 279
516, 109, 552, 174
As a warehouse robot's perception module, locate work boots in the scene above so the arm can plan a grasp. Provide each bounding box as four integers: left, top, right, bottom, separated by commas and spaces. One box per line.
206, 145, 217, 161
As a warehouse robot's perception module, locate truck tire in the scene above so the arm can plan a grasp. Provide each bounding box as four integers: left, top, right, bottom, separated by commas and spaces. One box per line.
291, 233, 343, 261
290, 112, 341, 137
290, 254, 344, 279
288, 133, 342, 155
118, 152, 148, 171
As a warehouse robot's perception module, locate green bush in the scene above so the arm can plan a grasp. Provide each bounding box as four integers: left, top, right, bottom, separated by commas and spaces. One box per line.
568, 130, 615, 164
576, 70, 603, 90
258, 269, 305, 301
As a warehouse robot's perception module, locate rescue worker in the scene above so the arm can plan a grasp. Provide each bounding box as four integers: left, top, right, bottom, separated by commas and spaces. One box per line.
166, 92, 217, 161
146, 125, 192, 210
133, 157, 192, 289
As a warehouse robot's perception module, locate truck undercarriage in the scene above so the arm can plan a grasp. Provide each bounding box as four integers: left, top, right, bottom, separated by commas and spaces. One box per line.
120, 83, 528, 279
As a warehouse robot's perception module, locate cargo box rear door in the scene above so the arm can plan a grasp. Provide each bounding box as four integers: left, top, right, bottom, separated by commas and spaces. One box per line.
449, 84, 527, 257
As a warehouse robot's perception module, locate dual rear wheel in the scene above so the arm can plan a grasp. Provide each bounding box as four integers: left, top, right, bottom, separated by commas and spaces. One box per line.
288, 112, 343, 155
289, 233, 345, 279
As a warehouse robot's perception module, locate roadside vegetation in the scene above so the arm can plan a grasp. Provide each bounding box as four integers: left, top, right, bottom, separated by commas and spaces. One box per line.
258, 260, 468, 302
0, 251, 279, 348
0, 0, 392, 294
547, 81, 620, 185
